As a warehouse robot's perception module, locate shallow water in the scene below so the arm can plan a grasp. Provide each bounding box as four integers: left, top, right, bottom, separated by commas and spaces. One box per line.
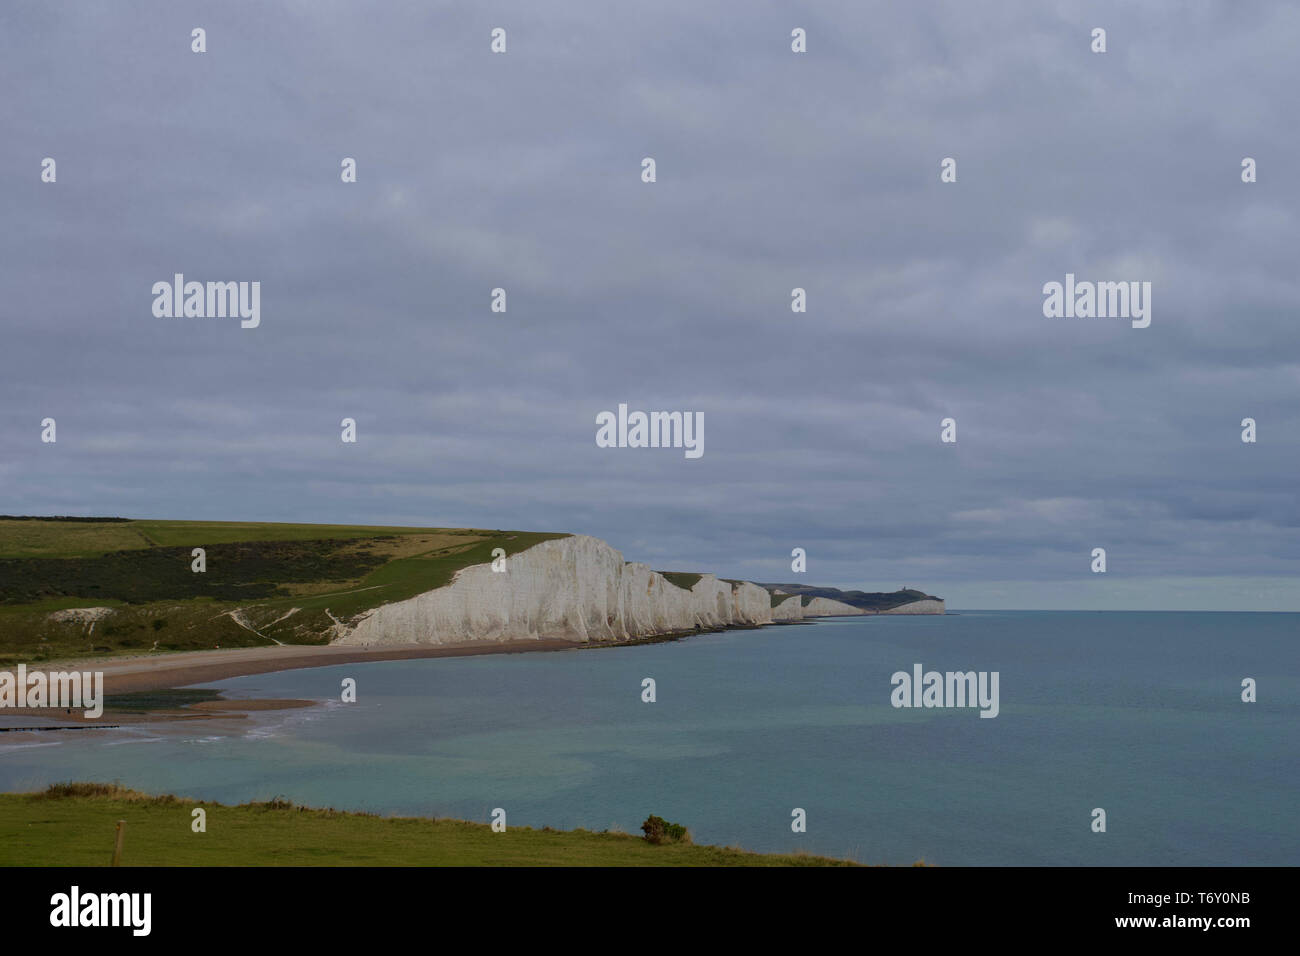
2, 611, 1296, 865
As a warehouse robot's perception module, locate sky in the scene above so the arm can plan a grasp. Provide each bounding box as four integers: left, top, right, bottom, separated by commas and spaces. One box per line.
2, 1, 1297, 610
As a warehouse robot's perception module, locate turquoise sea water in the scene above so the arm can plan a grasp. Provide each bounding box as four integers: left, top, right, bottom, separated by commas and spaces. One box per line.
1, 611, 1296, 865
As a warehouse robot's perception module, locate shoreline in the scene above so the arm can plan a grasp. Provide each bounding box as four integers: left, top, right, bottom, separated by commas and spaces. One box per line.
19, 619, 822, 696
0, 620, 823, 732
83, 638, 586, 695
1, 641, 580, 734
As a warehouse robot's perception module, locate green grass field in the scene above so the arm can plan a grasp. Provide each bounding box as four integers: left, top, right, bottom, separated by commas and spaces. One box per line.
0, 784, 860, 867
0, 517, 568, 665
0, 517, 461, 558
659, 571, 703, 590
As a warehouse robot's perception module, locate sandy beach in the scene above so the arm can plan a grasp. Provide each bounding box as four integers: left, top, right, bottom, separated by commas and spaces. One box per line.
0, 640, 583, 736
43, 638, 584, 696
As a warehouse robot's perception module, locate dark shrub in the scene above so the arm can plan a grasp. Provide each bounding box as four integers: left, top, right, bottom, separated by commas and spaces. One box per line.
641, 814, 691, 845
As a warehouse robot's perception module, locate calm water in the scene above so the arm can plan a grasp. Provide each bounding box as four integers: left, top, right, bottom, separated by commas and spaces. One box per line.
1, 611, 1296, 865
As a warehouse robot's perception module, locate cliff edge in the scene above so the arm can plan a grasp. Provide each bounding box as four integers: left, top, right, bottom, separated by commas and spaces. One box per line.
333, 534, 942, 647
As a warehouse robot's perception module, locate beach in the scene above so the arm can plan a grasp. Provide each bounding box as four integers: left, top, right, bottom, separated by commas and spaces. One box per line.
42, 638, 583, 696
0, 639, 582, 735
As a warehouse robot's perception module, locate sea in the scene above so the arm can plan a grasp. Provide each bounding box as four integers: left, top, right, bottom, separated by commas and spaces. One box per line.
1, 611, 1296, 866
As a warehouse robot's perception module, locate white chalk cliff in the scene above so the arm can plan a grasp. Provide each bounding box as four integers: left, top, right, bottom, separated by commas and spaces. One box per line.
802, 596, 867, 616
767, 595, 947, 618
879, 599, 946, 615
333, 534, 940, 647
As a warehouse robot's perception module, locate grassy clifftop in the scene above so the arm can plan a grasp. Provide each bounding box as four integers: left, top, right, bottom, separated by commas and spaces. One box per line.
0, 517, 567, 665
0, 784, 860, 867
759, 584, 942, 611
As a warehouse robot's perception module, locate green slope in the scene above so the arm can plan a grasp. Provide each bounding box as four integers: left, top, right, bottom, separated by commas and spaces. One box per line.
0, 785, 859, 867
760, 584, 941, 611
0, 517, 567, 665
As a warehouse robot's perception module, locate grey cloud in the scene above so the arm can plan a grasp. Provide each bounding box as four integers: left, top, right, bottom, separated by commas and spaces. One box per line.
2, 1, 1297, 609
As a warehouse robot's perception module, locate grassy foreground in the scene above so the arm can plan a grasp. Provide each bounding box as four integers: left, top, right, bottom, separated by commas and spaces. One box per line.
0, 784, 860, 867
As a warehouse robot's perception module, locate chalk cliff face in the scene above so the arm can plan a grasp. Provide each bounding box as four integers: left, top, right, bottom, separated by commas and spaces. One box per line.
732, 581, 774, 624
800, 597, 948, 616
772, 595, 805, 621
333, 534, 937, 647
880, 599, 946, 615
802, 596, 867, 617
337, 535, 775, 646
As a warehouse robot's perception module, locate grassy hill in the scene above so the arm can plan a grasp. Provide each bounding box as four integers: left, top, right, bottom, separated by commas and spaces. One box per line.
0, 517, 942, 666
0, 517, 567, 666
658, 571, 703, 590
0, 784, 860, 867
758, 584, 942, 611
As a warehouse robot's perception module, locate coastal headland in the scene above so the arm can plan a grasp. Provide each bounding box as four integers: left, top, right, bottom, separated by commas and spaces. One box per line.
0, 516, 943, 698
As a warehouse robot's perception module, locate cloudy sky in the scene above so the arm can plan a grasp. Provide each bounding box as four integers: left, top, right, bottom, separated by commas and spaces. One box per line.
3, 1, 1297, 609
